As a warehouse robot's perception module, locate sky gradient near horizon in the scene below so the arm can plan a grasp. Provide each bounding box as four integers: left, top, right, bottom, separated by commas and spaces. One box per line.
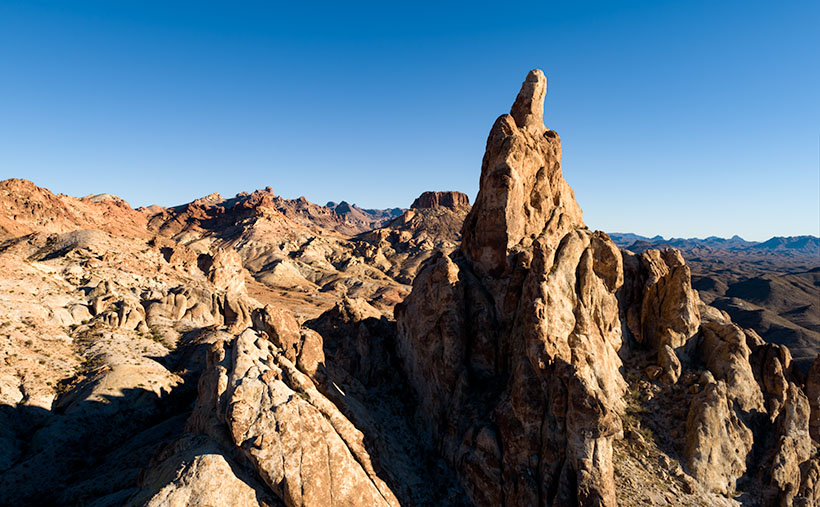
1, 1, 818, 241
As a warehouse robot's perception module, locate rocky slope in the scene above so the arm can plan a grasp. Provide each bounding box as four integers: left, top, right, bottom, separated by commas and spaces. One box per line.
0, 178, 149, 240
144, 187, 465, 320
0, 70, 817, 507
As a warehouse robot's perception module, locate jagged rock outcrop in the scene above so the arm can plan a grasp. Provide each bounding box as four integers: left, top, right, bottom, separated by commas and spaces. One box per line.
185, 328, 399, 507
0, 179, 149, 240
356, 192, 470, 286
397, 69, 626, 506
461, 69, 583, 280
619, 248, 701, 384
410, 191, 470, 210
306, 297, 395, 385
621, 256, 819, 502
2, 71, 818, 507
620, 249, 701, 351
251, 304, 325, 377
131, 435, 277, 507
396, 69, 820, 506
684, 374, 754, 495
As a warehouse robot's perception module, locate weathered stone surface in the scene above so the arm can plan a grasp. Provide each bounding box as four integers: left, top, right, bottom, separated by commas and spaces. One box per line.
806, 355, 820, 442
684, 379, 753, 495
461, 69, 583, 279
753, 343, 795, 418
251, 304, 302, 362
189, 329, 398, 507
520, 230, 626, 506
762, 383, 812, 506
306, 297, 395, 385
619, 248, 701, 352
698, 304, 764, 413
205, 249, 246, 295
251, 304, 326, 378
130, 435, 277, 507
510, 68, 547, 134
657, 344, 682, 384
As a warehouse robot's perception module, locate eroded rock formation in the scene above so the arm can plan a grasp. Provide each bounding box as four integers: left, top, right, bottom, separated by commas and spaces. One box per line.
396, 69, 820, 506
1, 70, 817, 507
186, 328, 399, 507
410, 191, 470, 210
397, 69, 627, 505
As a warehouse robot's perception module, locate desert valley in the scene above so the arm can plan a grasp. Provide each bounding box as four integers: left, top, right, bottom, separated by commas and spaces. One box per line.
0, 71, 818, 506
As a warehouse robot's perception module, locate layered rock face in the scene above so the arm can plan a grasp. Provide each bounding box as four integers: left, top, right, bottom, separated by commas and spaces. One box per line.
410, 191, 470, 210
397, 69, 626, 505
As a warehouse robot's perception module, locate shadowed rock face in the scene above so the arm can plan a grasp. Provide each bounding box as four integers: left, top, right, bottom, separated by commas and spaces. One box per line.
397, 69, 627, 506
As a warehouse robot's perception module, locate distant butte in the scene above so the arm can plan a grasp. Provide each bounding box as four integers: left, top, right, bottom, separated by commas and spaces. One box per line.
410, 191, 470, 210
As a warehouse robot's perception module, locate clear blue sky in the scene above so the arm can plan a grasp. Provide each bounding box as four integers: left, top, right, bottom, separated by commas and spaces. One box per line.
1, 1, 818, 240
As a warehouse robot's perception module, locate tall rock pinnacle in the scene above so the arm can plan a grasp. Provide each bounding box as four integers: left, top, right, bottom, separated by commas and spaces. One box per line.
397, 70, 626, 506
461, 68, 584, 278
510, 69, 547, 133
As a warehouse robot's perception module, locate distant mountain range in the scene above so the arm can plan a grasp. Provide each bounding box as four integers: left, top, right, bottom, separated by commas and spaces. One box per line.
608, 233, 820, 258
